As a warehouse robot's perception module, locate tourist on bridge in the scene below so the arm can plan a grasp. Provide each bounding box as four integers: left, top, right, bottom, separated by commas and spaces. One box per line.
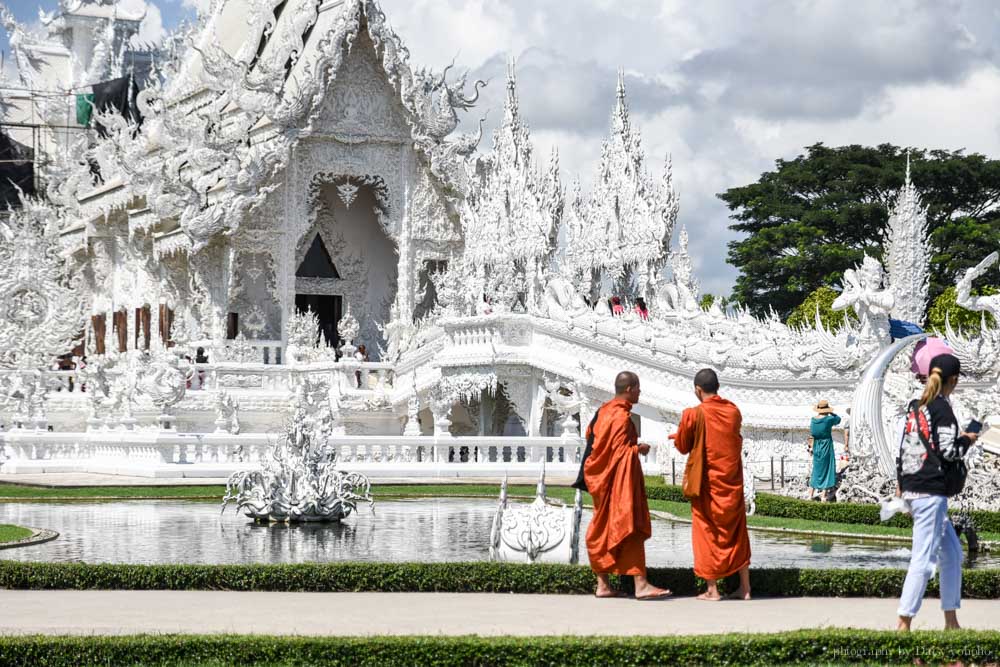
808, 400, 841, 502
895, 353, 976, 632
672, 368, 752, 601
580, 371, 671, 600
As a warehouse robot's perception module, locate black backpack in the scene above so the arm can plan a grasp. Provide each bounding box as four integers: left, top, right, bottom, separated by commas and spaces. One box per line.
906, 400, 968, 497
571, 409, 602, 493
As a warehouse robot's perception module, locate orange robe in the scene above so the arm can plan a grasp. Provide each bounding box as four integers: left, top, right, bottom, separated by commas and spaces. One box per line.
674, 394, 751, 580
583, 397, 651, 575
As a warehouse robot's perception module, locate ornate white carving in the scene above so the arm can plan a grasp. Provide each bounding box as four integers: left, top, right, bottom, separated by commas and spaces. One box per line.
214, 390, 241, 435
338, 302, 361, 356
566, 71, 679, 302
222, 379, 373, 522
462, 62, 562, 312
832, 255, 895, 344
489, 469, 583, 564
886, 156, 930, 324
0, 202, 85, 370
956, 252, 1000, 321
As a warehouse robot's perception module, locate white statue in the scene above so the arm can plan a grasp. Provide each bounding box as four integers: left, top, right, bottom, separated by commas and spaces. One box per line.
832, 256, 895, 343
956, 252, 1000, 321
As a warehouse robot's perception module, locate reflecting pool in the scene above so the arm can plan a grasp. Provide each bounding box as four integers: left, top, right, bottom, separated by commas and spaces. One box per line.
1, 498, 996, 568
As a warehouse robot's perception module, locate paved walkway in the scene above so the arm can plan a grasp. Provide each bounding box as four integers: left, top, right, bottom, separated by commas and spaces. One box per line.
1, 591, 998, 636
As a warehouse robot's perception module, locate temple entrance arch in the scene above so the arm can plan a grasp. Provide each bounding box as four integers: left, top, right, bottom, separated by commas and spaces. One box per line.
292, 175, 397, 359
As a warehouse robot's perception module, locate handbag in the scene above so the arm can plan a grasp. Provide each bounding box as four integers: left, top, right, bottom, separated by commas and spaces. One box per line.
571, 408, 602, 493
682, 406, 706, 500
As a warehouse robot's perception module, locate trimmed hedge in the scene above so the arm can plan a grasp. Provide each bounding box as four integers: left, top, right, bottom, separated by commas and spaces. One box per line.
650, 482, 1000, 533
3, 561, 1000, 599
1, 631, 999, 666
645, 483, 688, 504
754, 492, 1000, 534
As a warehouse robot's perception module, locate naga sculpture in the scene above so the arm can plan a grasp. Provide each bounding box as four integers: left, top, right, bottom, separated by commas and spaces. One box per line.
489, 467, 584, 564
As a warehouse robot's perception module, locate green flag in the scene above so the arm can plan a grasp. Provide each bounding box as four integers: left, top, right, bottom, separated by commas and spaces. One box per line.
76, 93, 94, 126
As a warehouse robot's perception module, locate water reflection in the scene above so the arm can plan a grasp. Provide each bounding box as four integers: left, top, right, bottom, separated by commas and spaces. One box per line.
1, 499, 996, 569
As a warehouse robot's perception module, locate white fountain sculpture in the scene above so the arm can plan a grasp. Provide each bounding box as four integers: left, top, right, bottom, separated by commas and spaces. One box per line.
222, 378, 373, 522
488, 466, 584, 564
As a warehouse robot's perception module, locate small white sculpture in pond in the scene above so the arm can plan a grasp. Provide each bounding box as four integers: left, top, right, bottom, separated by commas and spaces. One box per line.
489, 467, 584, 564
222, 378, 373, 522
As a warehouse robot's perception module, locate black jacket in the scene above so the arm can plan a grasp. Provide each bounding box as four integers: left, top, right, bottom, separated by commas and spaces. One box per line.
897, 396, 970, 496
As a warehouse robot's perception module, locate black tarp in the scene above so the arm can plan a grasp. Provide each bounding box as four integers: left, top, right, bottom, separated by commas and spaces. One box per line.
0, 130, 34, 208
92, 76, 142, 136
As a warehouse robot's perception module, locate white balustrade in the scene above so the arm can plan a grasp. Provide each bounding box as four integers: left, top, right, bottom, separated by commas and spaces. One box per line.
0, 431, 614, 477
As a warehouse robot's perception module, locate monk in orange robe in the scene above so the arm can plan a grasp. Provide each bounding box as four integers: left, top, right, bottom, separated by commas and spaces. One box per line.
584, 371, 671, 600
672, 368, 752, 600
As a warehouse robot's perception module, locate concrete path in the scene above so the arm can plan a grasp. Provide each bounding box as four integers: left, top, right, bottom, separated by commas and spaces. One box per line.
1, 591, 999, 636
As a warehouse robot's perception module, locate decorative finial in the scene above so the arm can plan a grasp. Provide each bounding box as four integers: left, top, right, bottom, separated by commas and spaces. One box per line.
905, 150, 911, 187
506, 56, 517, 94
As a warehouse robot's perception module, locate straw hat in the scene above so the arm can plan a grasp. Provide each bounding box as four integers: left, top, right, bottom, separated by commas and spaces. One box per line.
813, 400, 834, 415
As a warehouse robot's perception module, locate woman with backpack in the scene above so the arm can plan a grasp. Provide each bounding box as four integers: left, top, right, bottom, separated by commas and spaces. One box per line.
895, 353, 978, 631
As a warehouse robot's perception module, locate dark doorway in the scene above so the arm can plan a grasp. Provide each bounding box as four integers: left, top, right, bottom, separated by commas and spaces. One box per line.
297, 234, 340, 278
295, 294, 342, 348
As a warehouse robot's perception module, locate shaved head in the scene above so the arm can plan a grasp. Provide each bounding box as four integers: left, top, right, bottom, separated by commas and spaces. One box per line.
614, 371, 639, 395
694, 368, 720, 394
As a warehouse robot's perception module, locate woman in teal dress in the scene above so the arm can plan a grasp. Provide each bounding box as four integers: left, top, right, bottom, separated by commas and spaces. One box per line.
809, 400, 841, 501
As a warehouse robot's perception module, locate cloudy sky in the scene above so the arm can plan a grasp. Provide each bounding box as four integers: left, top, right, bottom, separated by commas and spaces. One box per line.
5, 0, 1000, 296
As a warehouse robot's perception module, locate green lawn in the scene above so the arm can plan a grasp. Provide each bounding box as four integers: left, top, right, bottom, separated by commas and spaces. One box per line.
0, 524, 33, 543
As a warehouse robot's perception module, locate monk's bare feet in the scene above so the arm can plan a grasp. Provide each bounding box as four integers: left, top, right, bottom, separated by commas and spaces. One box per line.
595, 589, 628, 598
635, 586, 672, 601
897, 616, 912, 632
696, 591, 722, 601
725, 588, 751, 600
944, 610, 960, 630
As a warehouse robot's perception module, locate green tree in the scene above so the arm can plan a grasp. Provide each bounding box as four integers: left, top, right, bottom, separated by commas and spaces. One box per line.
926, 285, 998, 333
786, 286, 856, 331
719, 143, 1000, 318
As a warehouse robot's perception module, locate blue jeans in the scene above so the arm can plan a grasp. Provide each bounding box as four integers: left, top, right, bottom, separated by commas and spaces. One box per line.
897, 495, 963, 617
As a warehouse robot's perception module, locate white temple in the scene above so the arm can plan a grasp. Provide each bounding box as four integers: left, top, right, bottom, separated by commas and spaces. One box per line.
0, 0, 997, 496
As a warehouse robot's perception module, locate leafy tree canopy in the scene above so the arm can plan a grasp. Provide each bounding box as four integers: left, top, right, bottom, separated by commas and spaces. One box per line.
786, 286, 856, 331
719, 143, 1000, 318
926, 285, 998, 333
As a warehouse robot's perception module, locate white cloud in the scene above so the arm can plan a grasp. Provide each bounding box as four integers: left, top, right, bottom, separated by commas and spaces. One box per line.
374, 0, 1000, 298
118, 0, 167, 46
181, 0, 214, 15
